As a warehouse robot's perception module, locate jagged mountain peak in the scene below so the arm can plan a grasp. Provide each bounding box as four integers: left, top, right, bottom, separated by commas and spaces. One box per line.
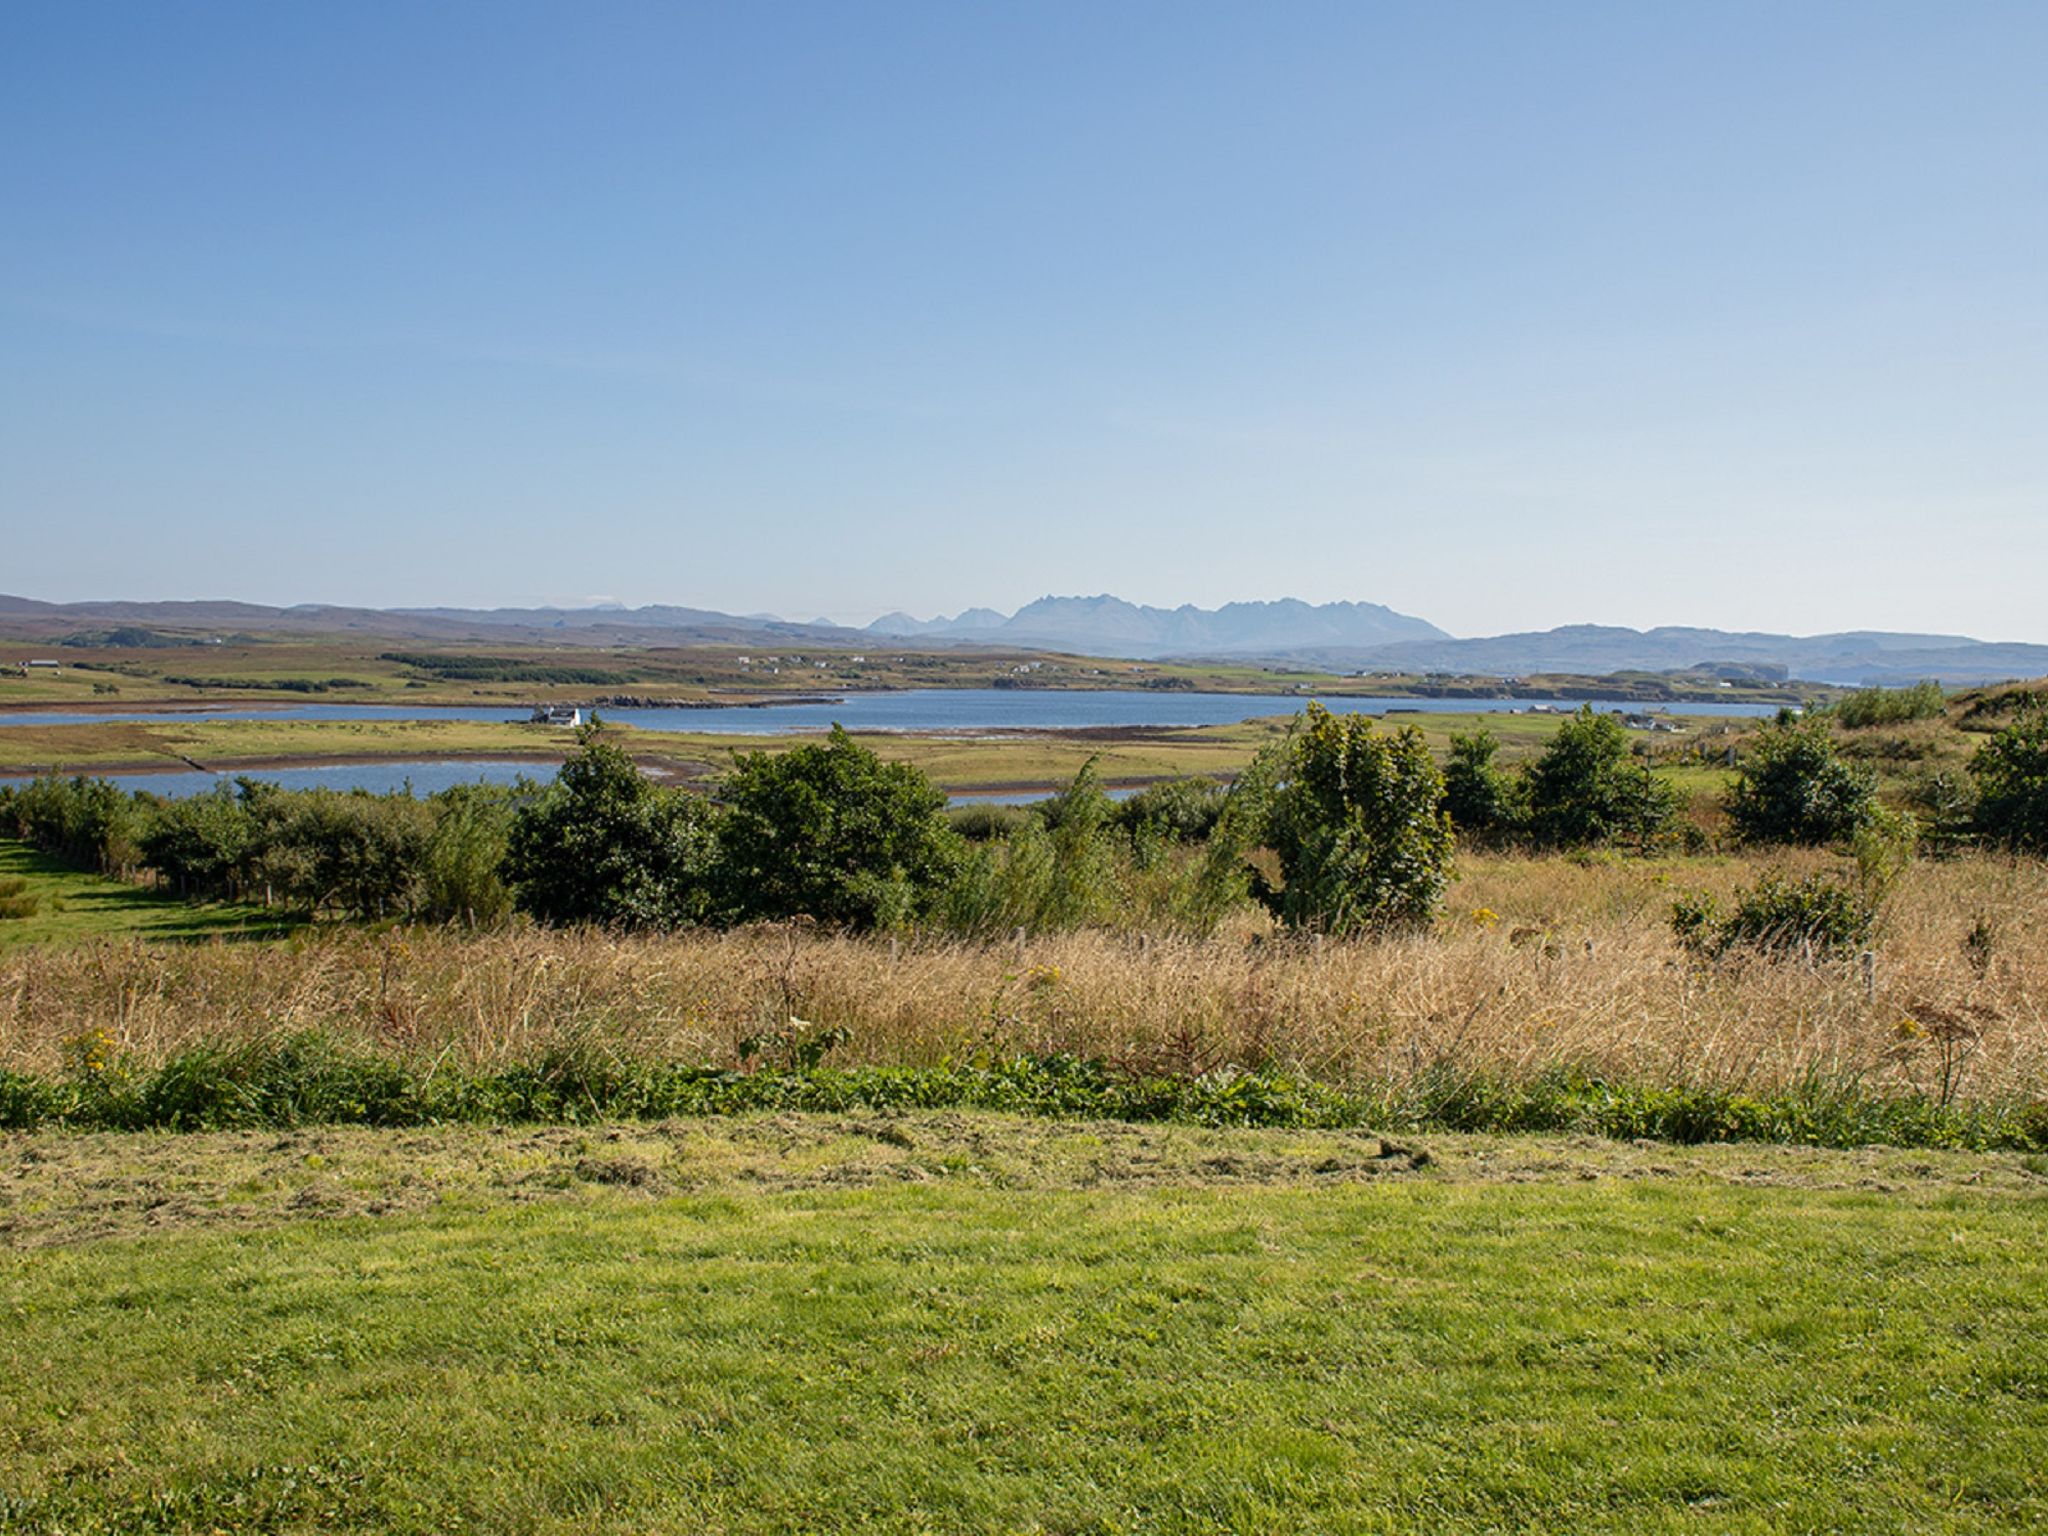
868, 595, 1447, 656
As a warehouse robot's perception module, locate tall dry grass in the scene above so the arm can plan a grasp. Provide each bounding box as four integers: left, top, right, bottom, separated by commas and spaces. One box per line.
2, 852, 2042, 1105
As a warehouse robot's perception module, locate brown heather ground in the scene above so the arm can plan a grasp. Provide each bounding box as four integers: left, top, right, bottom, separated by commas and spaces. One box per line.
1, 850, 2043, 1105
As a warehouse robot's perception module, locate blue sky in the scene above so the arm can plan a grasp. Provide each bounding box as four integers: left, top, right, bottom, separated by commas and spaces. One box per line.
3, 2, 2044, 640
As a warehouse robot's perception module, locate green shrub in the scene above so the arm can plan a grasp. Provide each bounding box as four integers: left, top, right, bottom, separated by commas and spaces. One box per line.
946, 802, 1031, 842
420, 782, 517, 925
254, 788, 437, 919
936, 766, 1247, 939
1525, 707, 1683, 851
1441, 729, 1526, 843
1970, 703, 2048, 853
1672, 871, 1875, 960
1724, 718, 1877, 845
1112, 777, 1227, 844
1830, 680, 1945, 729
1247, 702, 1454, 934
938, 762, 1124, 934
138, 781, 260, 900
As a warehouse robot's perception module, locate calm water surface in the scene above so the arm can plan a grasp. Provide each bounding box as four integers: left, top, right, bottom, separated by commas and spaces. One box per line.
57, 761, 1082, 806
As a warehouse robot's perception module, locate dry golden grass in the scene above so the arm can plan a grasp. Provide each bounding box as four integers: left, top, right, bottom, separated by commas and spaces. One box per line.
2, 851, 2042, 1105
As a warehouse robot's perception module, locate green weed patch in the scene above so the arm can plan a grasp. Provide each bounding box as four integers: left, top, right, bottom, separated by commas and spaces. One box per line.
3, 1034, 2041, 1151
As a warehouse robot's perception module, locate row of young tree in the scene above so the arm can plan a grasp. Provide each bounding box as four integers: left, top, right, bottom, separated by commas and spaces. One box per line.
1444, 702, 2048, 855
0, 772, 516, 923
4, 699, 2045, 938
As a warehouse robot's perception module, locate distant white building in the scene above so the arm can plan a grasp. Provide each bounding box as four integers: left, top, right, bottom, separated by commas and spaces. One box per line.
531, 704, 582, 727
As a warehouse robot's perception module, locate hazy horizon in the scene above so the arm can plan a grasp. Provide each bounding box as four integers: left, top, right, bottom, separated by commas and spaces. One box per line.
6, 4, 2045, 641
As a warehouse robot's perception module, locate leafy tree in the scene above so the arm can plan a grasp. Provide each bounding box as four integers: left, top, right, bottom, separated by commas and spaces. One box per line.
504, 737, 720, 928
1525, 706, 1683, 850
1248, 702, 1453, 934
1441, 729, 1526, 843
1971, 703, 2048, 853
5, 774, 144, 873
715, 725, 960, 929
138, 782, 260, 900
1724, 718, 1877, 846
257, 790, 435, 919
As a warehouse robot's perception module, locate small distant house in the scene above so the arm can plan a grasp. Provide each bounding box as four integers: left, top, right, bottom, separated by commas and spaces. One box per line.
26, 659, 60, 669
531, 704, 582, 727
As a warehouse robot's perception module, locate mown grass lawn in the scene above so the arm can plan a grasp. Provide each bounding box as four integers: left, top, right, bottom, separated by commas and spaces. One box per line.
2, 1121, 2042, 1534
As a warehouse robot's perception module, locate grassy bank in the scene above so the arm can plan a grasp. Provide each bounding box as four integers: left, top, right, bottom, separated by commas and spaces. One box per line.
1, 1117, 2042, 1533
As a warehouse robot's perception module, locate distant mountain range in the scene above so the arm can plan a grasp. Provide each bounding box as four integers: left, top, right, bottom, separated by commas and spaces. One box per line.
865, 599, 2048, 684
3, 593, 2045, 686
867, 594, 1449, 656
1262, 625, 2048, 687
0, 595, 842, 649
